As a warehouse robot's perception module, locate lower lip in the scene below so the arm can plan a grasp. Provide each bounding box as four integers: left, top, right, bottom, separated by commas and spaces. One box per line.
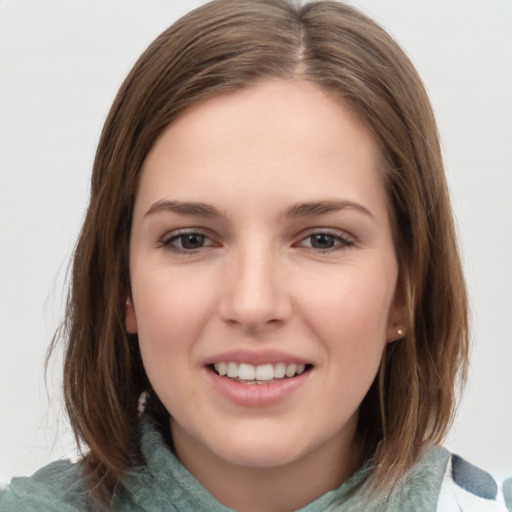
206, 368, 311, 407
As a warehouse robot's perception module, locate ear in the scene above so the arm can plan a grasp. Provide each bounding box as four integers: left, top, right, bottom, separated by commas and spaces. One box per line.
386, 278, 408, 343
125, 297, 138, 333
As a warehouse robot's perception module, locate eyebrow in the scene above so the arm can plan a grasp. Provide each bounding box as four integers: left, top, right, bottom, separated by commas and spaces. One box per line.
285, 200, 374, 219
144, 199, 374, 220
145, 200, 225, 218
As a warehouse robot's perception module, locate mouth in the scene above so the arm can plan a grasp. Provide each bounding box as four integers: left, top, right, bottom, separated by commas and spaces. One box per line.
209, 362, 313, 384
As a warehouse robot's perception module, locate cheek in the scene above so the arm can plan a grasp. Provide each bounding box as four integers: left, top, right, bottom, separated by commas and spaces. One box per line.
133, 271, 218, 412
299, 267, 396, 364
299, 271, 395, 423
132, 268, 218, 367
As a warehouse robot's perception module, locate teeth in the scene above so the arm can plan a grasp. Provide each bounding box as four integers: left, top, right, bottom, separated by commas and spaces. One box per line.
238, 363, 255, 380
285, 363, 297, 377
227, 362, 238, 378
255, 364, 273, 380
274, 362, 286, 378
213, 362, 308, 381
216, 362, 227, 376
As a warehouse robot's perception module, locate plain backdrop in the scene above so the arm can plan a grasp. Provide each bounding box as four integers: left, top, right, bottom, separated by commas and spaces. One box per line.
1, 0, 511, 484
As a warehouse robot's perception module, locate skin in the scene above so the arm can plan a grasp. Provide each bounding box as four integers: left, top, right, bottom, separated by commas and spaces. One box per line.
126, 79, 406, 512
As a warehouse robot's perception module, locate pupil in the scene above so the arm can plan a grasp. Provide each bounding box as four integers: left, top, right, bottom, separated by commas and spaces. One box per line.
311, 234, 334, 248
182, 234, 204, 249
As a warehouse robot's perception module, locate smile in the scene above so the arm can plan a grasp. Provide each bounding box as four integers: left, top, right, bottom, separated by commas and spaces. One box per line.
212, 362, 308, 383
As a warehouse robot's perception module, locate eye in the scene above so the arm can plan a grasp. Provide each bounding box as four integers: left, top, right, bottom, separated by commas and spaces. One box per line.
297, 231, 355, 251
308, 233, 337, 249
174, 233, 207, 250
161, 230, 215, 253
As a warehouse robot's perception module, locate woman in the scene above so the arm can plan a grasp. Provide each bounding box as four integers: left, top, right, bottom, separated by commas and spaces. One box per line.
1, 0, 508, 510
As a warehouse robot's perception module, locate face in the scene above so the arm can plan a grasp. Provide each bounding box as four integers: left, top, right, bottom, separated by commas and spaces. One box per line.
127, 79, 404, 477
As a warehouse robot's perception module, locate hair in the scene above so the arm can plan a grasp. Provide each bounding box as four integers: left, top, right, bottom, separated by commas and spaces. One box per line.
52, 0, 469, 508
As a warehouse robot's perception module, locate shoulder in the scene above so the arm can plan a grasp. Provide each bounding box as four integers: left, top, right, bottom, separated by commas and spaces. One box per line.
0, 459, 90, 512
437, 453, 508, 512
380, 447, 507, 512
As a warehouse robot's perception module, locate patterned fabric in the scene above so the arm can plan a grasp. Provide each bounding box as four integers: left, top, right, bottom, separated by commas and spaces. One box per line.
437, 454, 507, 511
503, 478, 512, 511
0, 420, 508, 511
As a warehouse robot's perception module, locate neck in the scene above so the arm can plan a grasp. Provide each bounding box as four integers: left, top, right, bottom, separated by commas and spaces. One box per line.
171, 421, 364, 512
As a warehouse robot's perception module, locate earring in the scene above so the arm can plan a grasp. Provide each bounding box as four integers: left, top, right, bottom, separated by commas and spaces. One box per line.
397, 329, 403, 336
126, 297, 132, 306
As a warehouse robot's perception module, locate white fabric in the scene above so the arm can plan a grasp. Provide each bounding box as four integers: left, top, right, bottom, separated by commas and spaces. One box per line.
437, 457, 508, 512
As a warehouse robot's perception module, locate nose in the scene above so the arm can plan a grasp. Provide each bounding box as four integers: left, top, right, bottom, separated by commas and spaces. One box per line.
218, 243, 292, 333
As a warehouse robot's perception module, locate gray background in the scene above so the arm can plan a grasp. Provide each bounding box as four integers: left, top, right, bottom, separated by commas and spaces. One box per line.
1, 0, 511, 483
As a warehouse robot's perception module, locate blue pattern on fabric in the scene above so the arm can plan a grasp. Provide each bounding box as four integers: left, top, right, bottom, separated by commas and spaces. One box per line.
451, 454, 498, 500
503, 477, 512, 511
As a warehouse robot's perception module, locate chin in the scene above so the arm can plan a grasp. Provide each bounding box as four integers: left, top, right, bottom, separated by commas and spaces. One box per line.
213, 439, 307, 469
202, 420, 329, 470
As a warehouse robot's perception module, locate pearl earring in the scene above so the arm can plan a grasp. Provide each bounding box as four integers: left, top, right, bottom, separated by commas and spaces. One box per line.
397, 329, 403, 336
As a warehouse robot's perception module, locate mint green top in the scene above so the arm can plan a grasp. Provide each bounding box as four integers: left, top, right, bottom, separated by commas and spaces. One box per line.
0, 420, 452, 511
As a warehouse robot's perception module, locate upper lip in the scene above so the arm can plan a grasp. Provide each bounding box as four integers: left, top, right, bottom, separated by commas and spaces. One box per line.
204, 349, 312, 367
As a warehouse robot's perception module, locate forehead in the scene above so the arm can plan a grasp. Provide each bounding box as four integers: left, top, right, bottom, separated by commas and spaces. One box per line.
135, 79, 388, 221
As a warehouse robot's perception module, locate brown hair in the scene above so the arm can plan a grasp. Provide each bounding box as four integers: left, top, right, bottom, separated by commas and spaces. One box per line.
53, 0, 468, 507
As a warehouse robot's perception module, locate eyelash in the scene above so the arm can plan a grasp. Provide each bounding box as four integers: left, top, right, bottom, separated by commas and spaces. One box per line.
159, 229, 216, 255
295, 231, 356, 252
159, 229, 356, 255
